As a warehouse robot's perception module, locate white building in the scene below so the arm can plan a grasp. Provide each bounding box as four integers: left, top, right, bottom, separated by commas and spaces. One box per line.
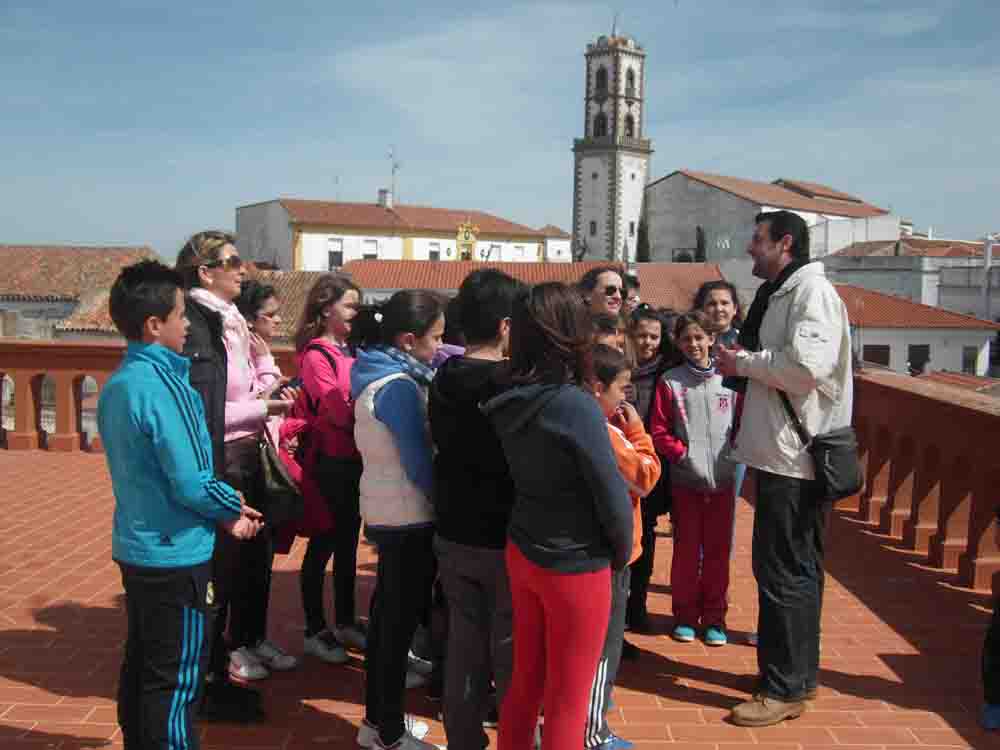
572, 33, 653, 263
236, 191, 569, 271
837, 284, 997, 376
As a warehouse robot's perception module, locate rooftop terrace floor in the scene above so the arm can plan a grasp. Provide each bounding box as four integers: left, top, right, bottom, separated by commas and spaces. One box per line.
0, 451, 995, 749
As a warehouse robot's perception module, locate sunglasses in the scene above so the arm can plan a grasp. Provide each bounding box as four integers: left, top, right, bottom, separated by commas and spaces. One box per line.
202, 255, 243, 271
603, 285, 622, 297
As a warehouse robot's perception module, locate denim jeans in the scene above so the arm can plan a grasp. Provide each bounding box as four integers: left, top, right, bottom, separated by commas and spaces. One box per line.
752, 470, 829, 700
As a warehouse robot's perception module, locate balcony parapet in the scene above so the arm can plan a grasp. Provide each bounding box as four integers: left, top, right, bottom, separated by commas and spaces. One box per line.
0, 338, 297, 452
851, 368, 1000, 595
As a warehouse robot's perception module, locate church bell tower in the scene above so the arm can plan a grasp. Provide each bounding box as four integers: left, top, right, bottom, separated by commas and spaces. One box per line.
572, 32, 653, 262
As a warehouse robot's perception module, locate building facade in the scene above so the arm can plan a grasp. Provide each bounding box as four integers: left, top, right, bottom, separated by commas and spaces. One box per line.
236, 193, 568, 272
572, 34, 653, 263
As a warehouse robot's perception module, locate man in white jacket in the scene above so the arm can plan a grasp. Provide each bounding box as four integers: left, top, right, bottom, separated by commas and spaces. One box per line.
717, 210, 853, 727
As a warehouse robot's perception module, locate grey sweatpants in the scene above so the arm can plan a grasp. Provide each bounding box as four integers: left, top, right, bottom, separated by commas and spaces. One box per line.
585, 566, 631, 747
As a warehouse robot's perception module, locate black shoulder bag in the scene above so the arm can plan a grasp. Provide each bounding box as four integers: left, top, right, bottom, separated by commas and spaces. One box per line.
777, 391, 863, 503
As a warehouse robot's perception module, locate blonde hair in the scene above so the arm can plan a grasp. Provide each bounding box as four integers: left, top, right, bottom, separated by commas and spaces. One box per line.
175, 230, 235, 289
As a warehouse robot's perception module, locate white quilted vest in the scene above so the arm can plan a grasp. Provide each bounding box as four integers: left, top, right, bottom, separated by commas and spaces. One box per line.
353, 372, 434, 529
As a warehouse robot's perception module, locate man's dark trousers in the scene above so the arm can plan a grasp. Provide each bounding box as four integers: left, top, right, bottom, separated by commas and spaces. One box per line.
117, 560, 213, 750
984, 597, 1000, 704
752, 470, 828, 701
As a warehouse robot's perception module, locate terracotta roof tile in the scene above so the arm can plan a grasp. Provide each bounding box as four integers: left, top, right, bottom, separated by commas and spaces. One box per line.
835, 284, 1000, 330
0, 244, 157, 302
538, 224, 572, 239
832, 239, 985, 258
772, 178, 865, 203
278, 199, 547, 238
654, 170, 888, 219
917, 370, 1000, 396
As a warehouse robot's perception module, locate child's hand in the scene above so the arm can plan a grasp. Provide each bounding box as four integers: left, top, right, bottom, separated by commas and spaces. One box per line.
617, 401, 643, 430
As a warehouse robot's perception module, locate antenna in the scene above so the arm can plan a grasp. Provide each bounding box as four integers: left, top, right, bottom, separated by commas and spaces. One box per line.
388, 146, 402, 200
612, 11, 619, 37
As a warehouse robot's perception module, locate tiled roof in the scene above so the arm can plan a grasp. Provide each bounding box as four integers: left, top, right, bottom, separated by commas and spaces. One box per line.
917, 370, 1000, 396
653, 170, 888, 219
538, 224, 572, 239
835, 284, 1000, 330
56, 261, 725, 338
772, 178, 864, 203
277, 199, 547, 238
0, 244, 157, 302
832, 238, 985, 258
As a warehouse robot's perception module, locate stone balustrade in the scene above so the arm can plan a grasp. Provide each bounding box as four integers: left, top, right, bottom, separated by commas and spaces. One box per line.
2, 338, 998, 596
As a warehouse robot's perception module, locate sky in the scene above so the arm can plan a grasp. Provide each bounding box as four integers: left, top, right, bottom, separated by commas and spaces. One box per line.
1, 0, 998, 257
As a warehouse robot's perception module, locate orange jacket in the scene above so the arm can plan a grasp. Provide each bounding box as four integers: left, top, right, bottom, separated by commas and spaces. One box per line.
606, 420, 662, 565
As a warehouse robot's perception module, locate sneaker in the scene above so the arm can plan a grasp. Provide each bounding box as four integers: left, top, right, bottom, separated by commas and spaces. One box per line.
746, 631, 759, 646
304, 629, 349, 665
594, 735, 634, 750
408, 649, 435, 676
374, 730, 441, 750
671, 624, 696, 643
405, 669, 428, 689
357, 716, 430, 748
198, 680, 265, 723
704, 625, 728, 647
334, 622, 369, 652
982, 703, 1000, 731
253, 639, 298, 670
729, 694, 806, 727
229, 646, 269, 681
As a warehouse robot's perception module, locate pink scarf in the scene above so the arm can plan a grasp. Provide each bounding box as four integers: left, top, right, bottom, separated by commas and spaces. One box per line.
189, 287, 253, 385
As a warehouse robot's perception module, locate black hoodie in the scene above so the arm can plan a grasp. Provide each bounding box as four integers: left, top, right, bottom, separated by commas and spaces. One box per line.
429, 356, 514, 549
483, 383, 633, 572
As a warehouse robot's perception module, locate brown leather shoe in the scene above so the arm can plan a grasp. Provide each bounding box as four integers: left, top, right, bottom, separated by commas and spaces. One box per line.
730, 694, 806, 727
752, 675, 818, 702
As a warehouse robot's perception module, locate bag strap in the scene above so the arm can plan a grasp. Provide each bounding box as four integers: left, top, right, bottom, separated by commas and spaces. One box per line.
302, 343, 339, 417
778, 390, 812, 447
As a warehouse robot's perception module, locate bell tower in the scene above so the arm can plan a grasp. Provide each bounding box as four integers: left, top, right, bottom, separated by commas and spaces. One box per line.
572, 32, 653, 262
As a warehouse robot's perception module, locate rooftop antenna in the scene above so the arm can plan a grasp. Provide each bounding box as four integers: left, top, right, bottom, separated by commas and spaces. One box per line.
611, 11, 619, 37
388, 146, 402, 202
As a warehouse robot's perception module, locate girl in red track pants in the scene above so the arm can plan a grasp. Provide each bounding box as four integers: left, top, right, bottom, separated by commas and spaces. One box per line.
670, 485, 735, 627
500, 542, 611, 750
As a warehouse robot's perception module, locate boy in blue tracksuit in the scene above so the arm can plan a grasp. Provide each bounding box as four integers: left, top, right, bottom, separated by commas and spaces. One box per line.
98, 260, 263, 750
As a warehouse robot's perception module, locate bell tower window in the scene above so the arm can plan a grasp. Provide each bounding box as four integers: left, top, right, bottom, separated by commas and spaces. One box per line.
626, 68, 636, 97
593, 113, 608, 138
624, 114, 635, 138
595, 66, 608, 96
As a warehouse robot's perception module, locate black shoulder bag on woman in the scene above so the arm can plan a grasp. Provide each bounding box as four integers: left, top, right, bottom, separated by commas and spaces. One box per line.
777, 391, 863, 503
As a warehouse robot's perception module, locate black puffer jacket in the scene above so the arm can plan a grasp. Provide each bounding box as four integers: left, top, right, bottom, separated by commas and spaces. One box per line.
182, 297, 228, 477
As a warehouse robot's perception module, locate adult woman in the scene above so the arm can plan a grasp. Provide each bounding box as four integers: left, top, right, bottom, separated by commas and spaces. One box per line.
350, 291, 445, 750
292, 274, 368, 665
235, 279, 284, 392
483, 283, 633, 750
578, 265, 625, 318
175, 232, 296, 720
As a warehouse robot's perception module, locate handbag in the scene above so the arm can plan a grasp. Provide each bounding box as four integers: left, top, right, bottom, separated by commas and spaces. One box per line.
778, 391, 863, 502
258, 430, 304, 526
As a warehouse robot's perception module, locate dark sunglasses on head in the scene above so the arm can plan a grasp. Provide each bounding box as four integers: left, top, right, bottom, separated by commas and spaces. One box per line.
202, 255, 243, 271
603, 285, 622, 297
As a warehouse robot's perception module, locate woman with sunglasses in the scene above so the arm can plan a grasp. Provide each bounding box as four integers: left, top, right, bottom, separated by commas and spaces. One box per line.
578, 266, 625, 318
175, 232, 296, 722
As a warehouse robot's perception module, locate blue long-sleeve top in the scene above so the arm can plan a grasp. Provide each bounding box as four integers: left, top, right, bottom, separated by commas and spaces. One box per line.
98, 342, 242, 568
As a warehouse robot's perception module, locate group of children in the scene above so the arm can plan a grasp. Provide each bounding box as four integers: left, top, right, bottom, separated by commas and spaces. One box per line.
98, 249, 750, 750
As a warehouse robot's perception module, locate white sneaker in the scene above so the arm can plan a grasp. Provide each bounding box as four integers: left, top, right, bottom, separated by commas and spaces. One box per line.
405, 669, 429, 689
407, 649, 434, 676
375, 729, 440, 750
333, 622, 369, 651
229, 646, 269, 681
253, 639, 298, 671
304, 629, 349, 665
356, 716, 430, 748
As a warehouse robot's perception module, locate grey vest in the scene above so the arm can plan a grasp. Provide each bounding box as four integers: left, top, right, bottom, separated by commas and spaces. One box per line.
662, 363, 736, 492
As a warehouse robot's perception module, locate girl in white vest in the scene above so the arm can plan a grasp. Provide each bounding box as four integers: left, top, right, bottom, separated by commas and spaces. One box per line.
349, 290, 445, 750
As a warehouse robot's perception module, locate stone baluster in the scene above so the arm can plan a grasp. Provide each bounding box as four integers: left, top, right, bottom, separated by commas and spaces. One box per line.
48, 371, 81, 452
7, 370, 41, 450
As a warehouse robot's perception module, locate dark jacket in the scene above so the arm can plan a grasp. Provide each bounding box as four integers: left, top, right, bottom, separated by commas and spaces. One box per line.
483, 383, 633, 572
429, 356, 514, 550
182, 297, 228, 477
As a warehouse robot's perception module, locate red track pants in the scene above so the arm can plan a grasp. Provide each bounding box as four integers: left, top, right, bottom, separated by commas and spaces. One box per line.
499, 542, 611, 750
670, 485, 735, 627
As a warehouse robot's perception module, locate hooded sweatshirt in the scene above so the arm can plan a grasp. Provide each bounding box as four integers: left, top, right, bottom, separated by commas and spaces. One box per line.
351, 347, 436, 531
429, 355, 514, 549
483, 383, 633, 572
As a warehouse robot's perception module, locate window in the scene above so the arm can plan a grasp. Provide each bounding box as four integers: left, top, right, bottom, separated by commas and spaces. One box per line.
629, 221, 636, 237
488, 244, 502, 260
625, 68, 636, 97
514, 245, 525, 259
592, 171, 599, 180
624, 114, 635, 138
362, 239, 378, 260
589, 221, 597, 237
327, 238, 343, 269
862, 345, 890, 367
595, 66, 608, 94
428, 242, 441, 262
593, 113, 608, 137
907, 344, 930, 375
962, 346, 979, 374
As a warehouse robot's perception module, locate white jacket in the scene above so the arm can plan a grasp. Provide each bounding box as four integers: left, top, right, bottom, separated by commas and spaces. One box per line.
354, 373, 435, 529
729, 262, 853, 480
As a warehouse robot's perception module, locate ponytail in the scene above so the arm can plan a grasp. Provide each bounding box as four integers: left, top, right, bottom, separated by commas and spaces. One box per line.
350, 290, 444, 351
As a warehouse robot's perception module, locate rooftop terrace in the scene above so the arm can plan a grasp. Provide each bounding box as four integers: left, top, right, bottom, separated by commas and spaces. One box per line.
1, 339, 999, 748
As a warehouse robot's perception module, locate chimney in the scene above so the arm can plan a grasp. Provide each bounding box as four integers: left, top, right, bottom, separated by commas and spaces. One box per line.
377, 189, 393, 209
927, 225, 933, 240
